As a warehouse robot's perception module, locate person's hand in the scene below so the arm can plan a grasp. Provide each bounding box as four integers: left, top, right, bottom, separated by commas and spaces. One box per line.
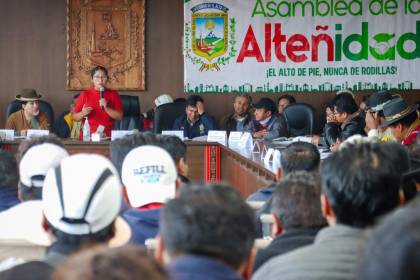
311, 135, 320, 145
326, 113, 337, 123
365, 111, 380, 132
196, 101, 205, 115
330, 138, 341, 152
253, 130, 267, 139
82, 104, 92, 117
99, 98, 108, 109
20, 130, 27, 137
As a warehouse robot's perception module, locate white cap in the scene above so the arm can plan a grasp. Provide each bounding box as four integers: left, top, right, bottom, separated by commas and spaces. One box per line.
122, 145, 177, 208
42, 154, 122, 235
154, 94, 173, 107
19, 143, 69, 188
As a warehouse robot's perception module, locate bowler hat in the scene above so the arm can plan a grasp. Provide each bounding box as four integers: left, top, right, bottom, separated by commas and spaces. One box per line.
15, 88, 42, 101
367, 91, 393, 112
254, 98, 276, 114
381, 97, 418, 127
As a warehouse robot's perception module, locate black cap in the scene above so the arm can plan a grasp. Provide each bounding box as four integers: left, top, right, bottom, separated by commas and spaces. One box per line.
254, 98, 276, 114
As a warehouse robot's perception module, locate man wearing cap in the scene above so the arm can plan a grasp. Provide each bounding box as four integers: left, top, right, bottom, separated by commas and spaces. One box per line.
173, 95, 217, 139
41, 154, 130, 266
382, 97, 420, 146
121, 145, 179, 245
5, 89, 50, 136
364, 91, 395, 142
251, 97, 288, 141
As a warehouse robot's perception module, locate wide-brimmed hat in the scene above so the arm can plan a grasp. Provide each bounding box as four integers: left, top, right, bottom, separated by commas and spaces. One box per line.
367, 91, 393, 112
15, 88, 42, 101
381, 98, 419, 127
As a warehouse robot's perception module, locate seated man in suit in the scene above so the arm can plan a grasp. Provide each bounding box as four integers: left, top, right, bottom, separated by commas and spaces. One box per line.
173, 95, 216, 139
5, 88, 50, 136
251, 98, 288, 141
221, 93, 253, 134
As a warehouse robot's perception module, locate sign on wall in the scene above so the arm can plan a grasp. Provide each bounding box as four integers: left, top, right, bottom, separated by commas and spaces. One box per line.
67, 0, 145, 91
184, 0, 419, 93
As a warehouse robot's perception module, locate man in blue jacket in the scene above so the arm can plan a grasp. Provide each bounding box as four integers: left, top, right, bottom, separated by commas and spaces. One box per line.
173, 95, 217, 139
121, 145, 179, 245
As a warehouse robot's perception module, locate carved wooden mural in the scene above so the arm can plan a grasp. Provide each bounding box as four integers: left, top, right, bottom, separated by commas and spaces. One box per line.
67, 0, 145, 90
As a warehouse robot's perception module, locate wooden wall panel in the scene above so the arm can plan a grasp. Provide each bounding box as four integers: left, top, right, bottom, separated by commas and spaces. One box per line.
0, 0, 418, 129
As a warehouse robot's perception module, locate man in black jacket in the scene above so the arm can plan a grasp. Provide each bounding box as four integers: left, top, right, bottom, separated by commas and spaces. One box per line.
324, 93, 366, 150
221, 93, 253, 134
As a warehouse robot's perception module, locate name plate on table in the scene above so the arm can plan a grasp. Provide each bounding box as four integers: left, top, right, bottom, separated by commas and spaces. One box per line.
111, 130, 134, 141
207, 130, 227, 146
0, 129, 15, 141
26, 129, 49, 139
162, 130, 184, 140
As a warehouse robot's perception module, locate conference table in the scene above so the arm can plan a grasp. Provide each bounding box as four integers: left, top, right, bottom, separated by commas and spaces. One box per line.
2, 139, 276, 198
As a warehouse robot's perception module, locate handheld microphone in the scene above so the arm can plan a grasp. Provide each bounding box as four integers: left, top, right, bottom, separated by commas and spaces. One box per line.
100, 86, 105, 109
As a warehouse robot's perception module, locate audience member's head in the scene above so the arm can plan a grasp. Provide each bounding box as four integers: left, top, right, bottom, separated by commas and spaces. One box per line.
159, 184, 256, 273
185, 95, 204, 123
0, 150, 18, 190
271, 171, 326, 235
233, 93, 252, 117
42, 154, 129, 255
16, 134, 64, 163
254, 98, 276, 122
359, 199, 420, 280
110, 132, 157, 178
122, 145, 178, 208
277, 94, 296, 115
382, 97, 419, 143
18, 143, 68, 201
53, 245, 168, 280
320, 142, 407, 228
157, 135, 189, 179
279, 142, 320, 178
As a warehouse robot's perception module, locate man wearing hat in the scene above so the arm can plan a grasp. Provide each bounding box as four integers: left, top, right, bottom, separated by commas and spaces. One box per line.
5, 89, 50, 136
365, 91, 395, 142
382, 97, 420, 146
251, 97, 288, 141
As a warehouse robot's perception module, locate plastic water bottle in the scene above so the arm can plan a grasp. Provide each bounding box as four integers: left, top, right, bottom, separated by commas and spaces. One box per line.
83, 117, 90, 142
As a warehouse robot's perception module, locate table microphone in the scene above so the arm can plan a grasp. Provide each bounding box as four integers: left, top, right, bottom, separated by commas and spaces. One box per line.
100, 86, 105, 109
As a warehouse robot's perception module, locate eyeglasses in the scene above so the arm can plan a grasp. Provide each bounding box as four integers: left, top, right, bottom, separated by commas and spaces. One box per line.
93, 76, 107, 80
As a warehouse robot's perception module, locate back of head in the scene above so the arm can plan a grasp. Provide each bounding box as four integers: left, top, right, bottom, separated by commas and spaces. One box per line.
280, 142, 320, 175
185, 95, 204, 108
334, 93, 359, 114
16, 134, 64, 163
53, 245, 168, 280
161, 184, 256, 270
0, 150, 18, 190
359, 199, 420, 280
19, 143, 68, 201
272, 171, 326, 230
321, 142, 407, 227
42, 154, 122, 244
122, 145, 177, 207
110, 132, 158, 178
156, 135, 187, 164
